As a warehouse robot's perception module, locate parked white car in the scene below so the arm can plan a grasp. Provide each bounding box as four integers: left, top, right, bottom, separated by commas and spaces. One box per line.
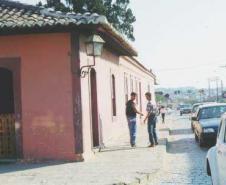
206, 113, 226, 185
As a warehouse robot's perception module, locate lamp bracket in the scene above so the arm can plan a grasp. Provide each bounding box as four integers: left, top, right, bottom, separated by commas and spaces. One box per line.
79, 66, 93, 78
79, 56, 96, 78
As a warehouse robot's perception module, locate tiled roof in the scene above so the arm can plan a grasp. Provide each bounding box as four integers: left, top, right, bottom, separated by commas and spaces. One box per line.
0, 0, 137, 56
0, 0, 108, 28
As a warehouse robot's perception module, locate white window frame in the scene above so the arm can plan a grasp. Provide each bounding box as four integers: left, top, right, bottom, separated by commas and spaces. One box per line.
219, 119, 226, 142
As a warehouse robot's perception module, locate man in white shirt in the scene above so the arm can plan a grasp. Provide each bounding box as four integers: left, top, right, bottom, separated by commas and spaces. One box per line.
144, 92, 158, 147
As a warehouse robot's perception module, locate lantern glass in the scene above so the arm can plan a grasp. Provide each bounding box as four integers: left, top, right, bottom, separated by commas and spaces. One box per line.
93, 42, 104, 56
86, 42, 94, 56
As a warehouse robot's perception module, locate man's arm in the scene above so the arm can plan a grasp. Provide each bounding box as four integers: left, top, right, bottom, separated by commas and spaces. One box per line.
144, 112, 150, 123
132, 103, 143, 116
144, 103, 155, 123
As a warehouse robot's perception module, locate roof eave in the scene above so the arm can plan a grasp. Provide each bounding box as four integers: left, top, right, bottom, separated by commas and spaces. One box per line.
97, 24, 138, 57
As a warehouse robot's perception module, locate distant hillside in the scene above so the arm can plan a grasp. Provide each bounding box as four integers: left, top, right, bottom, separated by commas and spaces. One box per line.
156, 87, 197, 94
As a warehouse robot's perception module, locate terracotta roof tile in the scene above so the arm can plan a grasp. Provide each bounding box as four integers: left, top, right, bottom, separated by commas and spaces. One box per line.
0, 0, 108, 28
0, 0, 137, 56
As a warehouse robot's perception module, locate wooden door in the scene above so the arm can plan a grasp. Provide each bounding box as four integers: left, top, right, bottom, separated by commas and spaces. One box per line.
90, 69, 99, 147
0, 114, 16, 158
0, 68, 16, 159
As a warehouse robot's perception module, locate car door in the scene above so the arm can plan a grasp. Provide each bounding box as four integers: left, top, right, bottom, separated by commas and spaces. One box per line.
193, 109, 200, 130
216, 119, 226, 184
195, 109, 202, 136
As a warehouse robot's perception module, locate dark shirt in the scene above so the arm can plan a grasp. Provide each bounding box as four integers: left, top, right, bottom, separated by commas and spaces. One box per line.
126, 100, 136, 117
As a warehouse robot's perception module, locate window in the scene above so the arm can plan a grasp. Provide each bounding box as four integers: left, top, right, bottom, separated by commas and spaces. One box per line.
139, 82, 142, 112
218, 119, 226, 142
112, 74, 116, 116
124, 74, 128, 103
130, 76, 133, 92
135, 80, 138, 104
218, 121, 223, 138
199, 106, 226, 120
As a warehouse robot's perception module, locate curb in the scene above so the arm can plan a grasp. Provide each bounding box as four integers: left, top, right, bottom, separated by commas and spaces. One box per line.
113, 126, 170, 185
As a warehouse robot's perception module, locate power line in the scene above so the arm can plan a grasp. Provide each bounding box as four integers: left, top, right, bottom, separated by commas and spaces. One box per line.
154, 59, 226, 72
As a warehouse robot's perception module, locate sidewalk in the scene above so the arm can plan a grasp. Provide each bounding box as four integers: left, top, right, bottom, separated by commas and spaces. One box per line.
0, 120, 170, 185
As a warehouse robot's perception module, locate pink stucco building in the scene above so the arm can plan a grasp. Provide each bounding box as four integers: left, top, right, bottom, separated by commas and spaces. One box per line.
0, 1, 156, 161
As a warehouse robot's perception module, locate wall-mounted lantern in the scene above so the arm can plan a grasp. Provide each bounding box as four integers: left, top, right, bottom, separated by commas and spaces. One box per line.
80, 34, 105, 78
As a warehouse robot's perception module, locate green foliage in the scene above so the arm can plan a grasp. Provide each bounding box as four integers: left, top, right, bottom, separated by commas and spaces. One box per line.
38, 0, 136, 41
156, 94, 165, 103
37, 0, 70, 12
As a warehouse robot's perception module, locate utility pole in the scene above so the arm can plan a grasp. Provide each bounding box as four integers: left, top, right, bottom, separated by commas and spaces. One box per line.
209, 77, 220, 102
216, 79, 219, 102
208, 79, 211, 98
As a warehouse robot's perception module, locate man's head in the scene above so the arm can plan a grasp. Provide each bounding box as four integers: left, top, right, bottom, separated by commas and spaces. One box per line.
130, 92, 137, 101
145, 92, 152, 101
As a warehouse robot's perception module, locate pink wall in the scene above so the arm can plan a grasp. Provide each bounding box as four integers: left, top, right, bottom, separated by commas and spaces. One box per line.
0, 33, 76, 160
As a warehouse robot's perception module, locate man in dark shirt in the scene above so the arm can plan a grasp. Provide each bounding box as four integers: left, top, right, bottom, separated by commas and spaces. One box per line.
126, 92, 143, 147
144, 92, 158, 147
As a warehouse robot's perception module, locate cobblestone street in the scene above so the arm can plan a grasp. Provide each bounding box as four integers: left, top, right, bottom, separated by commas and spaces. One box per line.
0, 122, 169, 185
149, 114, 212, 185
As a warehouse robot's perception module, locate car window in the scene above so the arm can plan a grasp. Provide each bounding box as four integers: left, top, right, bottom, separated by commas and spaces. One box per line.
199, 106, 226, 119
192, 105, 199, 113
197, 109, 201, 118
218, 120, 226, 141
218, 121, 223, 138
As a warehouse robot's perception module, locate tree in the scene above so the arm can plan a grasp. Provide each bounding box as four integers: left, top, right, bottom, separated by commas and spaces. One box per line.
37, 0, 70, 12
38, 0, 136, 41
156, 94, 165, 104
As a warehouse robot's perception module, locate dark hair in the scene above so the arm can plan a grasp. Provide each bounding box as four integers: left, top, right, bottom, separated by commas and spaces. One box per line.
145, 92, 152, 97
131, 92, 137, 96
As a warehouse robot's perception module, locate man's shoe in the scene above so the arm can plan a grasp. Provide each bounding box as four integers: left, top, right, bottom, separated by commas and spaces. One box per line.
148, 144, 154, 147
131, 144, 136, 147
155, 142, 159, 145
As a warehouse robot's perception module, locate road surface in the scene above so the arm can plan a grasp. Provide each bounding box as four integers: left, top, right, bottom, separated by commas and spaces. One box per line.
149, 113, 212, 185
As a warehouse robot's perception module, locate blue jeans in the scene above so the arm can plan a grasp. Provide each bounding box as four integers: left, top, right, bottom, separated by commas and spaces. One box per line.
127, 117, 137, 145
148, 117, 158, 145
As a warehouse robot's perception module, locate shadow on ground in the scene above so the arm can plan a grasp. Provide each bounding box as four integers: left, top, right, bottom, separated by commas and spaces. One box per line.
159, 128, 169, 132
166, 137, 211, 154
0, 161, 70, 174
170, 128, 193, 136
100, 139, 166, 153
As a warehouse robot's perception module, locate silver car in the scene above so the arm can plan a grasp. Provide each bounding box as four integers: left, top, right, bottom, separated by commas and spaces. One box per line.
206, 113, 226, 185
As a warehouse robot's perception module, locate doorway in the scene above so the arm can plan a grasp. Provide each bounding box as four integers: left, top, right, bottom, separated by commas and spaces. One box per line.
0, 58, 22, 159
0, 68, 16, 159
90, 68, 99, 147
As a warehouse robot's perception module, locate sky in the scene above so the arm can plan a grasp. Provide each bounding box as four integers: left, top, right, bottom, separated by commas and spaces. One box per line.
17, 0, 226, 88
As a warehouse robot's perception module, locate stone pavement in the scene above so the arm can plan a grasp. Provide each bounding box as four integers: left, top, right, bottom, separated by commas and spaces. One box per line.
0, 119, 169, 185
148, 115, 212, 185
